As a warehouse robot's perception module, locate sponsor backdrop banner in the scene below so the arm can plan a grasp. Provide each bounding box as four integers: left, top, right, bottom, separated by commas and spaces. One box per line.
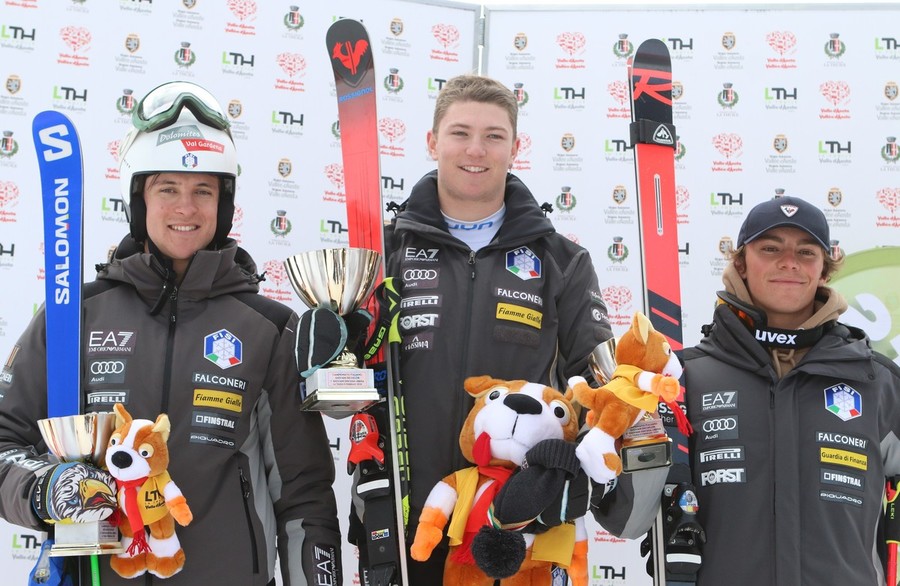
0, 0, 897, 584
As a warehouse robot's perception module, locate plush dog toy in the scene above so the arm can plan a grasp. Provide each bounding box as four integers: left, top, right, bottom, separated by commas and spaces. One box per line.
105, 403, 192, 579
572, 311, 690, 484
410, 376, 588, 586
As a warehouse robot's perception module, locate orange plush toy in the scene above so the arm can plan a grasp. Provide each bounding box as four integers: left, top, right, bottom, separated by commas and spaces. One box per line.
572, 311, 691, 484
105, 403, 193, 579
410, 377, 588, 586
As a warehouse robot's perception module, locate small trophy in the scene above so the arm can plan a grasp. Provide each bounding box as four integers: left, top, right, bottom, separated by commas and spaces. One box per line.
36, 412, 124, 556
588, 338, 672, 473
284, 247, 382, 413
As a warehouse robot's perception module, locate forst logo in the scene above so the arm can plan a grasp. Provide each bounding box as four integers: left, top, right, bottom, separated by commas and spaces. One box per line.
701, 467, 746, 486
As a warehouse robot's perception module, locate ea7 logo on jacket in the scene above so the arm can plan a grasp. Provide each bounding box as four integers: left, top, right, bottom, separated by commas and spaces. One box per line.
203, 329, 243, 370
87, 330, 136, 354
824, 383, 861, 421
701, 391, 737, 412
404, 247, 439, 262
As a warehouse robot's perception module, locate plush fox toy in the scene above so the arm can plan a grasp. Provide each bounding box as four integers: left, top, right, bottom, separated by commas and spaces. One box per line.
410, 376, 589, 586
105, 403, 192, 579
572, 311, 689, 484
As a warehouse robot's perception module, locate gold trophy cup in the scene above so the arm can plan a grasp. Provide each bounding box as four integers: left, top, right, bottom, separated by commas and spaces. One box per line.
36, 412, 123, 556
284, 247, 382, 413
588, 338, 672, 473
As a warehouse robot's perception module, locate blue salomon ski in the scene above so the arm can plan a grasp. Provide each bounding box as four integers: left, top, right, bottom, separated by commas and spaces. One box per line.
32, 110, 84, 418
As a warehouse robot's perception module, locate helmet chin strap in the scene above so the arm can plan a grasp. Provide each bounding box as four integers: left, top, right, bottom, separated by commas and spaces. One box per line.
715, 291, 827, 349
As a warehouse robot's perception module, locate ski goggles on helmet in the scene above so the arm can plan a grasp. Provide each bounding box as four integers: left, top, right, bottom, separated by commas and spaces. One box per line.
132, 81, 230, 133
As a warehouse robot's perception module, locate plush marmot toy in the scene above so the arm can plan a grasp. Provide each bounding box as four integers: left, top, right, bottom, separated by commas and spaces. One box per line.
573, 311, 691, 484
410, 376, 589, 586
105, 403, 192, 579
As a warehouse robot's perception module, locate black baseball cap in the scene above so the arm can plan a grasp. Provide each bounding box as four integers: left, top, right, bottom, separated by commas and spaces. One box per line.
736, 196, 830, 250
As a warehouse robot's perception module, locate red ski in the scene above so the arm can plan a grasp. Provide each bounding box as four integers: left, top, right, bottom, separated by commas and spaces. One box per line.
630, 38, 682, 351
629, 39, 700, 586
327, 18, 409, 586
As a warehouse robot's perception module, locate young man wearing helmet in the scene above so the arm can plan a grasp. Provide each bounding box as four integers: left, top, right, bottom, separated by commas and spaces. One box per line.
0, 82, 343, 586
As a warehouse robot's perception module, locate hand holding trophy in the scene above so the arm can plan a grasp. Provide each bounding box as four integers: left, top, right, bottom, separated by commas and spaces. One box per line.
34, 412, 123, 556
284, 247, 383, 413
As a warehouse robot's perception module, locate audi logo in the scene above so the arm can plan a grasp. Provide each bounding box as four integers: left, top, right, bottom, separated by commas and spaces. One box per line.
702, 418, 737, 432
403, 269, 437, 281
90, 361, 125, 375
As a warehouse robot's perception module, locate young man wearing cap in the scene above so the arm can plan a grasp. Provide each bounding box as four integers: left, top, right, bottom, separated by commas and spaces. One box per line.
0, 82, 343, 586
681, 196, 900, 585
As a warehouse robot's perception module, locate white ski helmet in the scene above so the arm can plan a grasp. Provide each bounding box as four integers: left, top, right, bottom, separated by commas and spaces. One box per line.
119, 81, 238, 246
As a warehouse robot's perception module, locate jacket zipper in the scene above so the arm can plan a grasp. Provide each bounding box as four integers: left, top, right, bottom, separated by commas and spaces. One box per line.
239, 466, 260, 573
160, 285, 178, 415
451, 250, 478, 471
769, 378, 777, 583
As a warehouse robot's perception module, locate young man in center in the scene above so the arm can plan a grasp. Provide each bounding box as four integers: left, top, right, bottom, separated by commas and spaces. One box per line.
381, 74, 657, 583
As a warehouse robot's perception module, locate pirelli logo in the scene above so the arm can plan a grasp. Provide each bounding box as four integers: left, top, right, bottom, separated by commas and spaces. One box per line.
495, 303, 542, 329
820, 447, 867, 471
193, 389, 243, 413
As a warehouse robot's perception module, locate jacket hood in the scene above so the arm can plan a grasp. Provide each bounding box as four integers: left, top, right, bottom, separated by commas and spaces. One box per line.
97, 235, 261, 308
722, 263, 848, 330
720, 263, 850, 376
698, 295, 874, 382
394, 170, 555, 247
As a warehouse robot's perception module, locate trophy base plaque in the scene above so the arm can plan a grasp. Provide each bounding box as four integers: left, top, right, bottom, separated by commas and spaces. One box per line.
620, 415, 672, 473
50, 520, 124, 557
301, 368, 380, 412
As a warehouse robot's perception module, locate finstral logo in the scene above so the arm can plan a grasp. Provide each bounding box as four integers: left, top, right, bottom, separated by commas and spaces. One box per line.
157, 125, 203, 145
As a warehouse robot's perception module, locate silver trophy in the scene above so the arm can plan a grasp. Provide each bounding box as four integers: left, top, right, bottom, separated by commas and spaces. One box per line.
588, 338, 672, 473
284, 247, 382, 413
36, 412, 124, 556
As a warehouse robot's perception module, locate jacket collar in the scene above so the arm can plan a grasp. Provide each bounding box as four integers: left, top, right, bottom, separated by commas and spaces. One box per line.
97, 235, 260, 308
395, 170, 555, 247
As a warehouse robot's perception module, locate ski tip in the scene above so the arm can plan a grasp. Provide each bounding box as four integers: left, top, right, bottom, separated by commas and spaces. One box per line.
32, 109, 77, 132
637, 38, 668, 53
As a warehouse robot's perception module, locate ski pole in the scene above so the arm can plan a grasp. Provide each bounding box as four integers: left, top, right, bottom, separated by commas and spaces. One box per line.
886, 476, 900, 586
